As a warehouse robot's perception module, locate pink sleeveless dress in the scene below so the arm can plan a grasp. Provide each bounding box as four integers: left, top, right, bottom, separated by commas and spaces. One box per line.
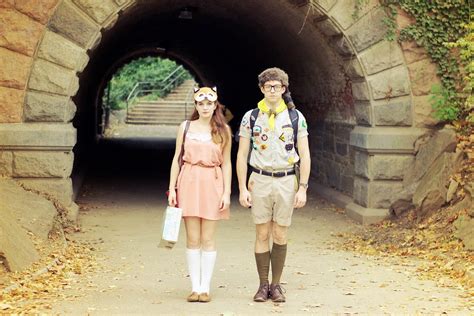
176, 132, 229, 220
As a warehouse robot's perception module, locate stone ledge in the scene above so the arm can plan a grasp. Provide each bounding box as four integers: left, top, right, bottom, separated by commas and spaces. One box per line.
313, 182, 353, 209
0, 123, 76, 150
346, 202, 390, 225
350, 126, 427, 153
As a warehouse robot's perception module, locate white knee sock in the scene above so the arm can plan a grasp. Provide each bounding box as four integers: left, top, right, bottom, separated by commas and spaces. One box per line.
186, 248, 201, 292
200, 250, 217, 294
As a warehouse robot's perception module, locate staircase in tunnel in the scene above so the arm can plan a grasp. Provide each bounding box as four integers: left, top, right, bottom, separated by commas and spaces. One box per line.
126, 79, 196, 125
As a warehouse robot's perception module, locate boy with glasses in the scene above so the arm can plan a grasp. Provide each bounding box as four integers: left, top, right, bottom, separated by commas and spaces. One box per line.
236, 67, 311, 302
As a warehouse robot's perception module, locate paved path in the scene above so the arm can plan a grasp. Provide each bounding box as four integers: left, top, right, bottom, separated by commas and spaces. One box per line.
50, 138, 471, 315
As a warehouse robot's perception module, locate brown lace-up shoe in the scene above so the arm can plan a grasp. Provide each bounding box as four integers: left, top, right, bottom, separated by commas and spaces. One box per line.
269, 284, 286, 302
253, 282, 269, 302
187, 292, 199, 302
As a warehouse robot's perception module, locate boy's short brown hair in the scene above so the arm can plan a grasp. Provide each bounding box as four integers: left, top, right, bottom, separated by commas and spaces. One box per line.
258, 67, 289, 87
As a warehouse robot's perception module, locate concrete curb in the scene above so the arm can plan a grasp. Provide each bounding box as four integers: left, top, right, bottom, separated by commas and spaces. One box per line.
313, 183, 391, 225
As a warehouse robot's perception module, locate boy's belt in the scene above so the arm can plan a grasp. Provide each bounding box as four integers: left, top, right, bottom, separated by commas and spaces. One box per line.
250, 166, 295, 178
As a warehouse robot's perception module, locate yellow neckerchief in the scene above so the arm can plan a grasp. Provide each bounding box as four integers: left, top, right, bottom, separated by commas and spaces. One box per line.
257, 99, 287, 130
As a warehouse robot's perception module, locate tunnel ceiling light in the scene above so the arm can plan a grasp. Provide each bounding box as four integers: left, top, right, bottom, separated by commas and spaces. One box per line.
178, 7, 193, 19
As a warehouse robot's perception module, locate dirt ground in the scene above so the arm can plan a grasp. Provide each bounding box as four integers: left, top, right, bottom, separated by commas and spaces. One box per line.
49, 163, 472, 315
5, 136, 472, 315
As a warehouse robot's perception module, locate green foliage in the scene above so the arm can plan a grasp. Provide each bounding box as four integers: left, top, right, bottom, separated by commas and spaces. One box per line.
447, 17, 474, 124
382, 0, 470, 123
429, 84, 460, 121
103, 57, 192, 110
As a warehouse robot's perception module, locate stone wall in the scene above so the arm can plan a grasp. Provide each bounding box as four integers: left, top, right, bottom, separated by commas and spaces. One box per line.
0, 0, 446, 224
313, 121, 355, 196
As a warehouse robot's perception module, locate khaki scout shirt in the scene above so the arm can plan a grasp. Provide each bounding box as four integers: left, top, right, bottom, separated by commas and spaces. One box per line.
239, 108, 309, 171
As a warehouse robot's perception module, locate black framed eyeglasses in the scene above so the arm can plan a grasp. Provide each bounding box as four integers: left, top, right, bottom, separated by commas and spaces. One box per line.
263, 84, 283, 92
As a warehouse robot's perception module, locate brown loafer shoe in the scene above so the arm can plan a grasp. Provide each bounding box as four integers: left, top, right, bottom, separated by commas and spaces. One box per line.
269, 284, 286, 302
253, 282, 269, 302
187, 292, 199, 302
198, 293, 211, 303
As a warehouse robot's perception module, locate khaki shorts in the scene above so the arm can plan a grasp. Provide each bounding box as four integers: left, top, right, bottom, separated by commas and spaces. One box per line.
248, 171, 298, 226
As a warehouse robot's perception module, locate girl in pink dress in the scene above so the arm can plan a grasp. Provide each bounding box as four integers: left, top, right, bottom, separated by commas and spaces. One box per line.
168, 86, 232, 303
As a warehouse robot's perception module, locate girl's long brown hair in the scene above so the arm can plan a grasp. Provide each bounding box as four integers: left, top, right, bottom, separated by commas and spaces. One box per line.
190, 101, 230, 148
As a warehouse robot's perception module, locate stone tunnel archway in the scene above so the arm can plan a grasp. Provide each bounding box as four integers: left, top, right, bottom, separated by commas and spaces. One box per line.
0, 0, 430, 224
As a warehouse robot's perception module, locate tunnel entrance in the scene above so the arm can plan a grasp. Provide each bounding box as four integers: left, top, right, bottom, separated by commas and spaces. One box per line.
72, 0, 355, 197
15, 0, 424, 223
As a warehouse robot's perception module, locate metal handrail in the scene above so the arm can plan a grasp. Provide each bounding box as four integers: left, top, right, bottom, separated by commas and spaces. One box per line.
125, 65, 187, 114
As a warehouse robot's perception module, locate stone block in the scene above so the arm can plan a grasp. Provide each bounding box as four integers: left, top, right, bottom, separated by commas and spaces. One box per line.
346, 202, 390, 225
48, 0, 100, 48
0, 123, 76, 149
314, 0, 336, 12
404, 127, 457, 186
346, 7, 387, 52
13, 151, 74, 178
360, 40, 404, 75
72, 0, 118, 24
354, 176, 404, 208
0, 47, 31, 89
0, 151, 13, 176
354, 101, 372, 126
323, 135, 334, 152
0, 179, 57, 241
350, 126, 426, 153
353, 176, 369, 207
413, 152, 463, 218
408, 58, 441, 96
368, 66, 410, 100
0, 1, 14, 8
400, 40, 429, 64
332, 35, 355, 57
0, 8, 43, 56
25, 91, 76, 122
413, 95, 440, 127
345, 58, 365, 79
103, 13, 119, 31
352, 81, 370, 101
354, 151, 369, 179
371, 155, 413, 180
15, 0, 58, 24
28, 59, 78, 96
336, 142, 348, 156
454, 216, 474, 250
335, 124, 352, 140
0, 86, 23, 123
341, 174, 354, 195
316, 18, 341, 37
17, 178, 74, 208
328, 161, 340, 188
0, 209, 40, 272
38, 31, 89, 71
330, 0, 378, 30
374, 99, 412, 126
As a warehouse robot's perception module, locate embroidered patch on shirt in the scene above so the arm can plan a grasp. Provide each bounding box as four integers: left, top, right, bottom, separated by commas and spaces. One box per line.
285, 144, 294, 151
261, 134, 268, 141
279, 133, 285, 142
260, 144, 268, 150
301, 119, 307, 129
253, 125, 262, 137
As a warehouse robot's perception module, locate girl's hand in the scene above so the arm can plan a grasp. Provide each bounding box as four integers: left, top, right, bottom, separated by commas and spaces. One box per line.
219, 194, 231, 212
168, 189, 177, 207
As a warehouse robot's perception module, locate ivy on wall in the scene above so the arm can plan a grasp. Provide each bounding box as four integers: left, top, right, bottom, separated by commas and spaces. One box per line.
373, 1, 471, 124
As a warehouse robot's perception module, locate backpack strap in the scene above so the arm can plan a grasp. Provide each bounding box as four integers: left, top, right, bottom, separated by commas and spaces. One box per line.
178, 120, 191, 168
249, 108, 260, 132
288, 108, 299, 148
